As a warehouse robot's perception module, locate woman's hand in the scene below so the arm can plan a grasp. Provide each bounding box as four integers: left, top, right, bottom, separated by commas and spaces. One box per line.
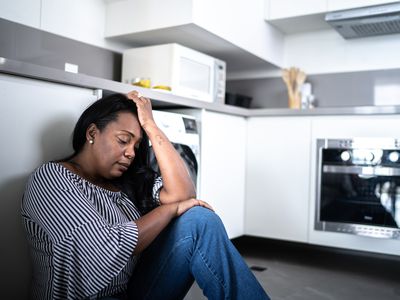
126, 90, 156, 130
173, 198, 214, 217
133, 198, 214, 254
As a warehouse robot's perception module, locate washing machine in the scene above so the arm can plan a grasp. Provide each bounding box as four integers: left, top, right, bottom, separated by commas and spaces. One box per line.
150, 110, 201, 194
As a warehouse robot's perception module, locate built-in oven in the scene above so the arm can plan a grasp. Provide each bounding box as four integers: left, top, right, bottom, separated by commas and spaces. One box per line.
316, 138, 400, 240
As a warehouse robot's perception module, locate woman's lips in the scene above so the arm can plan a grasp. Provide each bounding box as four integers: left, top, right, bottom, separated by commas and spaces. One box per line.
117, 162, 130, 171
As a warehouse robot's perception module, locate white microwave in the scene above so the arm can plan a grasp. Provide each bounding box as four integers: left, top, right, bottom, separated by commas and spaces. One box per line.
122, 43, 226, 103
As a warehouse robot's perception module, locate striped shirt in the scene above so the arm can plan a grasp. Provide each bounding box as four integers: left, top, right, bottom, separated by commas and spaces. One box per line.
21, 162, 163, 300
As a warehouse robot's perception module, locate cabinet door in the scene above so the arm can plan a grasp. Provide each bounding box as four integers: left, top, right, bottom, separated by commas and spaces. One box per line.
0, 74, 98, 300
200, 111, 246, 239
327, 0, 393, 11
41, 0, 108, 47
245, 117, 312, 242
0, 0, 41, 28
266, 0, 327, 19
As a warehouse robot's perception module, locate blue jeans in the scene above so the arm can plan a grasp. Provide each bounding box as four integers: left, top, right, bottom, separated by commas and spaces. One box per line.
127, 206, 270, 300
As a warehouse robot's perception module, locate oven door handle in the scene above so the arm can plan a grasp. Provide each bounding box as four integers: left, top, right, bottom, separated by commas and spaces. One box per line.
323, 165, 400, 176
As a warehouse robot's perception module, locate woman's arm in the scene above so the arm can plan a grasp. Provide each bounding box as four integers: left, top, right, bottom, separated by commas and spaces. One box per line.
127, 91, 196, 204
133, 198, 212, 254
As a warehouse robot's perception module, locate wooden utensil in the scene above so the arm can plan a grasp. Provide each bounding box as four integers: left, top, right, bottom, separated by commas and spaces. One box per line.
282, 67, 306, 109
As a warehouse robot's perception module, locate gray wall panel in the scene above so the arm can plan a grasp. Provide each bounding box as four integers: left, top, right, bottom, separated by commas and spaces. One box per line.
227, 69, 400, 109
0, 18, 122, 81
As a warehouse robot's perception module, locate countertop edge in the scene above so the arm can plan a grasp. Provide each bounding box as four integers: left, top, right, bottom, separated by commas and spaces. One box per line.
1, 57, 400, 117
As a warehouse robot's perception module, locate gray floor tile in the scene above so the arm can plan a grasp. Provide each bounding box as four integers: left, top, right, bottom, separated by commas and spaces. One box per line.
185, 237, 400, 300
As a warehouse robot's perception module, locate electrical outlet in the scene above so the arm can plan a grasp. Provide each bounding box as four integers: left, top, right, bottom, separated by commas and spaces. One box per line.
65, 63, 79, 74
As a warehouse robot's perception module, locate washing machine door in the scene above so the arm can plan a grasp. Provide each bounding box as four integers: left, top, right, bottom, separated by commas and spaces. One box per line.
149, 142, 198, 188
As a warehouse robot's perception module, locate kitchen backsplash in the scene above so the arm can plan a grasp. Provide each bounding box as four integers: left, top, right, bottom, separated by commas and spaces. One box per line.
227, 68, 400, 109
0, 18, 122, 81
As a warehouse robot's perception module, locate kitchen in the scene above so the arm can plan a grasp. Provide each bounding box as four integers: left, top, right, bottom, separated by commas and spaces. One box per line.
1, 0, 400, 299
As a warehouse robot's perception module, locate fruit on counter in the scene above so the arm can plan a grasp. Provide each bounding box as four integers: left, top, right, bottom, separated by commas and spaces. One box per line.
152, 85, 172, 91
131, 78, 151, 88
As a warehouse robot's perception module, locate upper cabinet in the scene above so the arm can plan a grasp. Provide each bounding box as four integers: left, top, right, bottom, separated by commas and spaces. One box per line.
264, 0, 399, 34
327, 0, 395, 11
105, 0, 284, 78
266, 0, 327, 19
0, 0, 41, 28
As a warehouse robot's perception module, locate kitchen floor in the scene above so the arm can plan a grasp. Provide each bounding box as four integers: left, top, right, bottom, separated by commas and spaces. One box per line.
184, 236, 400, 300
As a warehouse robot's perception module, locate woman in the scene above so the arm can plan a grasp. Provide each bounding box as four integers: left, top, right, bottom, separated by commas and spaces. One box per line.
21, 91, 269, 300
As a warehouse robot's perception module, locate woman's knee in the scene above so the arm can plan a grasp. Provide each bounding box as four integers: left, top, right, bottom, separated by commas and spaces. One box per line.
178, 206, 226, 234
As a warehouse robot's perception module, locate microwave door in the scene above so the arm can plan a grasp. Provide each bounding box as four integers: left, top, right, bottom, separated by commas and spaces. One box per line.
174, 46, 215, 102
179, 57, 211, 98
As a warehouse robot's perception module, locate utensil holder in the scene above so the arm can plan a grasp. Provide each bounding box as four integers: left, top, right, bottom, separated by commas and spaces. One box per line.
288, 91, 301, 109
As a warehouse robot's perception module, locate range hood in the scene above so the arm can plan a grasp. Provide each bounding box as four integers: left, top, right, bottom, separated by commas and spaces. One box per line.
325, 2, 400, 39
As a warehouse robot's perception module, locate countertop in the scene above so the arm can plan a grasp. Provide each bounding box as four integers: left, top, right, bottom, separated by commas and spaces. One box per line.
2, 57, 400, 117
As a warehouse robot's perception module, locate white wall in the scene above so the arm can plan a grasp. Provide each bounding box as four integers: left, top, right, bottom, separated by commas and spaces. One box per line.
284, 29, 400, 75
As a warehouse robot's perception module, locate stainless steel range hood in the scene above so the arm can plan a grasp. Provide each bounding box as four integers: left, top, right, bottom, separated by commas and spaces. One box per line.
325, 2, 400, 39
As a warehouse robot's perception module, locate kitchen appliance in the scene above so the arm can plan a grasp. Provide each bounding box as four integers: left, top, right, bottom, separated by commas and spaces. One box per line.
150, 110, 201, 193
316, 138, 400, 240
325, 2, 400, 39
225, 92, 252, 108
122, 43, 226, 103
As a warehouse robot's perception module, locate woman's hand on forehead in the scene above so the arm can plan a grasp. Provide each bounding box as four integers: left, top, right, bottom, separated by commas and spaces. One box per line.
126, 90, 156, 130
127, 90, 142, 99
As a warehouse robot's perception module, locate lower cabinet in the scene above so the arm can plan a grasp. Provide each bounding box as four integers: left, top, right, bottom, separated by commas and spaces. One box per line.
245, 116, 312, 242
199, 110, 246, 239
0, 74, 99, 300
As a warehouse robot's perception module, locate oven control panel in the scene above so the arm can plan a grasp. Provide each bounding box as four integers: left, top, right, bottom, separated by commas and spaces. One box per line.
317, 222, 400, 240
321, 138, 400, 167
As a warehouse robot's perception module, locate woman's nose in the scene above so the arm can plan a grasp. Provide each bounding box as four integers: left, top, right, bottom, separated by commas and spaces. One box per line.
125, 147, 135, 160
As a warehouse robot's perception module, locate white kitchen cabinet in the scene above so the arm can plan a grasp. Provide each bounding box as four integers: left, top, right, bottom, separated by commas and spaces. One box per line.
245, 116, 312, 242
265, 0, 327, 20
0, 74, 99, 300
0, 0, 122, 51
200, 111, 246, 239
41, 0, 112, 49
264, 0, 398, 34
309, 115, 400, 256
0, 0, 41, 28
327, 0, 396, 11
265, 0, 394, 20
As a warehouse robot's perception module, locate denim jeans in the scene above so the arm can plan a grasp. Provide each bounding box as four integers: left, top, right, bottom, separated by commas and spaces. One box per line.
126, 206, 270, 300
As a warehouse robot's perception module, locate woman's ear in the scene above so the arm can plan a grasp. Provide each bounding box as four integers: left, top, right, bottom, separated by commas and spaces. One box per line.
86, 123, 98, 144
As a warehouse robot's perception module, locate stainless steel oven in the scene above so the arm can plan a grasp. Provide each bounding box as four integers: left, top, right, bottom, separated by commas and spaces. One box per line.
316, 138, 400, 240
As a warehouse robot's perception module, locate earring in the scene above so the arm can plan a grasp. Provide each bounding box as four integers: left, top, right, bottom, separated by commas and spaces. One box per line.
89, 139, 94, 144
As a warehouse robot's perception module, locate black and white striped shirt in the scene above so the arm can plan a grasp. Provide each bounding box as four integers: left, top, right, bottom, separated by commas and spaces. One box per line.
21, 162, 163, 299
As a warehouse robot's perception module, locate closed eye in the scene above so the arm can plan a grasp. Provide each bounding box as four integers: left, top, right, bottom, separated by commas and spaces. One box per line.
118, 138, 128, 145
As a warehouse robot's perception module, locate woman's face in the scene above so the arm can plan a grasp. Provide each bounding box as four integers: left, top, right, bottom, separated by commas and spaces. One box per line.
91, 111, 142, 179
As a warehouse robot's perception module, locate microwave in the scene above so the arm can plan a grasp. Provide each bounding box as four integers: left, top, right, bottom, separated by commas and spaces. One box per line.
122, 43, 226, 103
